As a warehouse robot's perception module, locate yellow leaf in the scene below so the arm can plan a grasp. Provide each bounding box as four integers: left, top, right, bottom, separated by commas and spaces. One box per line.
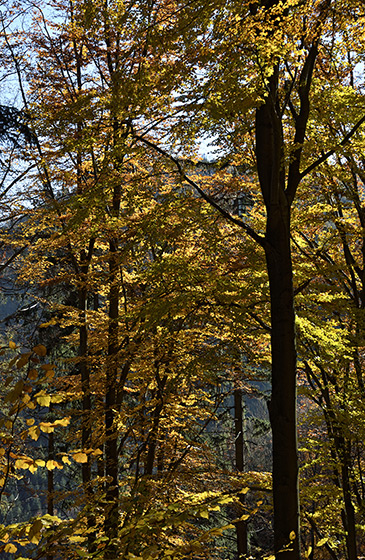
15, 459, 32, 469
22, 394, 31, 404
62, 455, 71, 465
35, 459, 45, 467
26, 419, 35, 426
39, 423, 54, 433
46, 460, 62, 470
317, 537, 328, 547
4, 543, 17, 553
200, 509, 209, 519
32, 344, 47, 357
91, 448, 103, 456
0, 448, 5, 456
28, 426, 40, 441
54, 417, 71, 427
36, 393, 51, 407
69, 536, 86, 543
9, 341, 16, 350
289, 531, 296, 540
73, 452, 88, 463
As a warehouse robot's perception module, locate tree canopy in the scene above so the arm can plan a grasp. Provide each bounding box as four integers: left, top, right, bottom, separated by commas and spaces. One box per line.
0, 0, 365, 559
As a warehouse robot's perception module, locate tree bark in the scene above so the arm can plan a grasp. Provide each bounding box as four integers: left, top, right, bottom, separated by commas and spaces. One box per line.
104, 238, 120, 560
265, 225, 299, 559
47, 423, 54, 560
256, 66, 300, 558
234, 388, 248, 559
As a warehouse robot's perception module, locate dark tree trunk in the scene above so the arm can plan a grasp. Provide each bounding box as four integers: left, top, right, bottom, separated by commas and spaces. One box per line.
256, 65, 300, 558
47, 426, 54, 560
234, 388, 248, 559
265, 222, 299, 559
79, 253, 97, 554
104, 239, 120, 560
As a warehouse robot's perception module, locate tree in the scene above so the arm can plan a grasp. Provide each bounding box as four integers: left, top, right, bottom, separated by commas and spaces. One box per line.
134, 1, 365, 557
0, 2, 270, 558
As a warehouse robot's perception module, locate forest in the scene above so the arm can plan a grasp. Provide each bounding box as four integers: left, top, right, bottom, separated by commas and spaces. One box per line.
0, 0, 364, 559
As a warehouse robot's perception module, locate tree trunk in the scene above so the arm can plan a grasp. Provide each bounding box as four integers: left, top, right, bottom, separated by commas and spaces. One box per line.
47, 424, 54, 560
234, 388, 248, 559
265, 221, 300, 559
256, 68, 300, 558
104, 239, 120, 560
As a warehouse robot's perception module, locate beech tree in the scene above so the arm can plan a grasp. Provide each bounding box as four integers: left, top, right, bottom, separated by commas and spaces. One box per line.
135, 1, 365, 557
2, 0, 365, 559
0, 1, 269, 558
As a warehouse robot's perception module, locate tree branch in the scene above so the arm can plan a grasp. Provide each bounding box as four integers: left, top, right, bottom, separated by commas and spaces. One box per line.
132, 132, 266, 248
300, 114, 365, 179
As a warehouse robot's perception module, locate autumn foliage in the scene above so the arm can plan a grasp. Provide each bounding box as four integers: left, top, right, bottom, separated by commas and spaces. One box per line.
0, 0, 365, 559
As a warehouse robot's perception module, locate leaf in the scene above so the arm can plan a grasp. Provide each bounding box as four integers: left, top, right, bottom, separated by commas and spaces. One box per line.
39, 423, 54, 433
28, 519, 43, 544
32, 344, 47, 357
28, 369, 38, 381
4, 380, 24, 403
41, 363, 55, 371
15, 458, 32, 469
4, 543, 17, 553
69, 536, 86, 543
28, 426, 41, 441
46, 460, 63, 470
73, 452, 88, 463
91, 448, 103, 456
289, 530, 296, 540
8, 341, 16, 350
16, 352, 32, 369
54, 417, 71, 427
35, 393, 51, 407
317, 537, 329, 547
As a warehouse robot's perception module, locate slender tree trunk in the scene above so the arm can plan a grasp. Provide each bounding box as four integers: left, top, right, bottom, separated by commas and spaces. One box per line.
47, 425, 54, 560
234, 388, 248, 559
79, 279, 97, 553
104, 239, 120, 560
340, 457, 358, 560
145, 369, 167, 476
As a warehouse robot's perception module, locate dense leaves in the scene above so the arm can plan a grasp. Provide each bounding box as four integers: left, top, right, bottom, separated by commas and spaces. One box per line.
0, 0, 365, 559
